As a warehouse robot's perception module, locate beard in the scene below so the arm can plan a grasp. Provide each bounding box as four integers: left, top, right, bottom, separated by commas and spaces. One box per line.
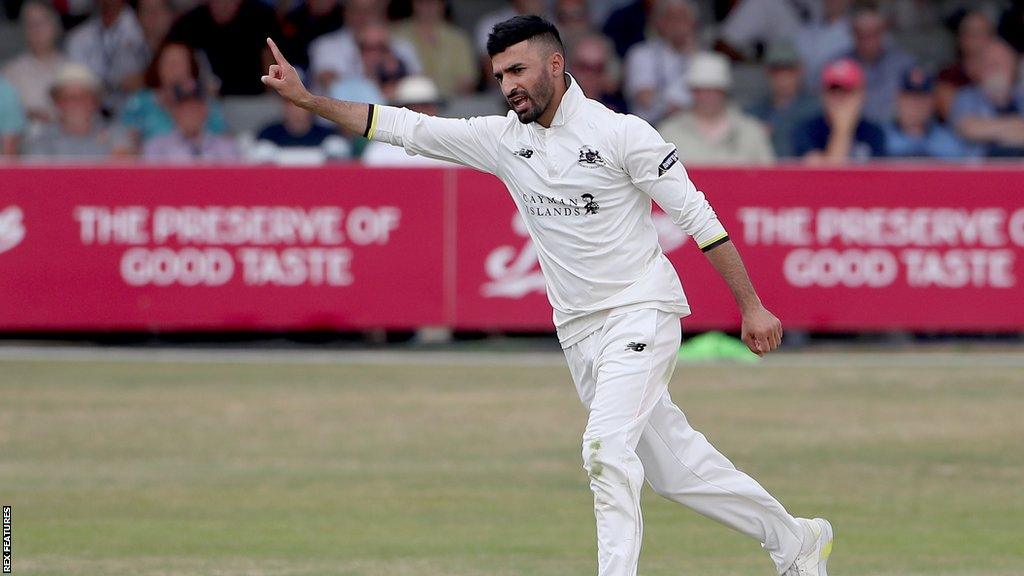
508, 74, 554, 124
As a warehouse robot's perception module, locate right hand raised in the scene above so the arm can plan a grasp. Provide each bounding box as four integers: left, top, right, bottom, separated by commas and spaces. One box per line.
261, 38, 310, 106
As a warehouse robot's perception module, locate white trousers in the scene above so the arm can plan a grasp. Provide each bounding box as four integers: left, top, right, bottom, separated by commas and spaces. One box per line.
562, 308, 803, 575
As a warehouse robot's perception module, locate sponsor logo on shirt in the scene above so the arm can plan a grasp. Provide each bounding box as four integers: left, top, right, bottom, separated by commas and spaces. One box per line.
577, 145, 606, 168
658, 148, 679, 176
513, 147, 534, 158
625, 342, 647, 352
517, 193, 600, 217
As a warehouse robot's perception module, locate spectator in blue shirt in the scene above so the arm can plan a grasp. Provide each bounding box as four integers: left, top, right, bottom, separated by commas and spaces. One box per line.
257, 99, 341, 148
747, 41, 819, 158
884, 68, 971, 159
120, 42, 227, 145
0, 77, 27, 155
794, 58, 886, 163
950, 40, 1024, 157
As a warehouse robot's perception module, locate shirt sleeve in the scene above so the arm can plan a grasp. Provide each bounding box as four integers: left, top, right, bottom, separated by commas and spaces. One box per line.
367, 104, 503, 174
620, 115, 729, 251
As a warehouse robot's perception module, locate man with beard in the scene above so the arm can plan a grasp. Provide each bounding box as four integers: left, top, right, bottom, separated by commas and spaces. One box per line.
261, 15, 833, 576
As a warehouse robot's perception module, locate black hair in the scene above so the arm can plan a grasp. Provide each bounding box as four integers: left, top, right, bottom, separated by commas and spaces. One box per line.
486, 15, 564, 57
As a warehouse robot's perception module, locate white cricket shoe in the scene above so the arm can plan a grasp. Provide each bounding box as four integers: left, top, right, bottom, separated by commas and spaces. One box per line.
782, 517, 833, 576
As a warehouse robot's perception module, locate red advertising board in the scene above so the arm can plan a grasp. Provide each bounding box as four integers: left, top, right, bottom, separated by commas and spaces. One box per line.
1, 165, 1023, 332
0, 166, 446, 330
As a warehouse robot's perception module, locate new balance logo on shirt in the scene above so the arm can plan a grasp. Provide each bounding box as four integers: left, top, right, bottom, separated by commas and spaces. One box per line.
625, 342, 647, 352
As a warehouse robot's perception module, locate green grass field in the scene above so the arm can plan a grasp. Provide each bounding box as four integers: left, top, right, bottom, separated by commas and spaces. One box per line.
1, 351, 1023, 575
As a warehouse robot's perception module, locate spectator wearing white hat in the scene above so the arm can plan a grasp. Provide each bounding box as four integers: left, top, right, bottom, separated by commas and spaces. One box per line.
656, 52, 775, 165
361, 75, 450, 167
24, 63, 133, 160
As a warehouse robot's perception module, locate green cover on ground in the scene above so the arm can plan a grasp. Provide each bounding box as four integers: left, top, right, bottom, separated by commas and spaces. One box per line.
678, 331, 760, 362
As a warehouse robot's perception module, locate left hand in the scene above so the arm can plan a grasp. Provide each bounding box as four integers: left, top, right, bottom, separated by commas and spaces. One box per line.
741, 306, 783, 356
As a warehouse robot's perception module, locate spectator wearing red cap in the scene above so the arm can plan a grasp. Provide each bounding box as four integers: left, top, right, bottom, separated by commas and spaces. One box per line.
883, 67, 971, 159
793, 58, 886, 163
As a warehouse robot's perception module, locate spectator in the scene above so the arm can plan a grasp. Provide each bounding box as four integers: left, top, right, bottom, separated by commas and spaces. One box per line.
65, 0, 149, 112
794, 58, 886, 162
569, 33, 627, 113
2, 0, 68, 123
362, 75, 449, 167
842, 7, 916, 124
795, 0, 853, 92
950, 40, 1024, 157
143, 81, 239, 162
474, 0, 549, 56
998, 0, 1024, 54
0, 77, 26, 155
166, 0, 281, 96
554, 0, 593, 54
602, 0, 655, 58
747, 41, 819, 158
717, 0, 818, 60
280, 0, 345, 71
473, 0, 548, 92
257, 97, 344, 150
137, 0, 175, 54
883, 67, 970, 159
120, 41, 227, 143
25, 64, 133, 160
657, 52, 774, 165
623, 0, 700, 124
309, 0, 421, 93
937, 10, 997, 121
394, 0, 476, 97
350, 22, 413, 102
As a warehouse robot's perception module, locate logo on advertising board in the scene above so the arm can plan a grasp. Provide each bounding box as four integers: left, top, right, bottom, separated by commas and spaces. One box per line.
0, 207, 25, 255
481, 212, 688, 298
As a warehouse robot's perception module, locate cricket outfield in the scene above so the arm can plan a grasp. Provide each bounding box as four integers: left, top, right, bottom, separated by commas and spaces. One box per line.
1, 349, 1021, 575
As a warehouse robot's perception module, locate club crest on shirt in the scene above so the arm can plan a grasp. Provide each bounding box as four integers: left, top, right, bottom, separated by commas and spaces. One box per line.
658, 148, 679, 176
581, 193, 600, 215
577, 145, 606, 168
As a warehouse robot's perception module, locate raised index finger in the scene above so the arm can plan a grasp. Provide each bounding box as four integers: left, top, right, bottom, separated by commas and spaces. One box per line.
267, 37, 288, 66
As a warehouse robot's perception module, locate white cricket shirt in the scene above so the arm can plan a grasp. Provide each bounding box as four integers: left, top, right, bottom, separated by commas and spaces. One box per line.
367, 75, 729, 347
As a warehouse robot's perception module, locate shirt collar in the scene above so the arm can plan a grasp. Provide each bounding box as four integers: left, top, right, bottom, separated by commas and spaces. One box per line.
547, 73, 583, 128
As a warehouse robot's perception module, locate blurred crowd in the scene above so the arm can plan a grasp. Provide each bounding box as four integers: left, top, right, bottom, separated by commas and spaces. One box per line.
1, 0, 1023, 164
